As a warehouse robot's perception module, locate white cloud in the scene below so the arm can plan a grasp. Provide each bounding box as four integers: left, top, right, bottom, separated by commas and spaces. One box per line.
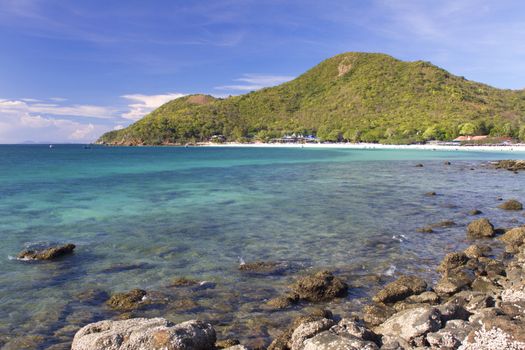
215, 74, 295, 92
0, 98, 117, 143
121, 92, 186, 120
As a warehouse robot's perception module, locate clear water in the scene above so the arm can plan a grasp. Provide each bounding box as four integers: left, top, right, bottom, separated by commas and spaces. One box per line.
1, 145, 524, 349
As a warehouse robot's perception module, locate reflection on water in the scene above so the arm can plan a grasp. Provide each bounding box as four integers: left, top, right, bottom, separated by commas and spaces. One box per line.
0, 145, 524, 348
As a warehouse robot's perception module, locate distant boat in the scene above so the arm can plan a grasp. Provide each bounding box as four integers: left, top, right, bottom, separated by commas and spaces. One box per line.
49, 144, 54, 149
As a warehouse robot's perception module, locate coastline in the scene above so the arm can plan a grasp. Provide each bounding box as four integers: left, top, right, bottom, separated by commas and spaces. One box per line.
198, 142, 525, 153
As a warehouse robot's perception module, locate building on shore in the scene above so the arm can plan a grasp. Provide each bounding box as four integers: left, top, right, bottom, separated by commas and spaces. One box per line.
270, 134, 319, 143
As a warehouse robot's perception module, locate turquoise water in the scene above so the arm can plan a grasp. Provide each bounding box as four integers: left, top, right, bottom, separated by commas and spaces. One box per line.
1, 145, 524, 349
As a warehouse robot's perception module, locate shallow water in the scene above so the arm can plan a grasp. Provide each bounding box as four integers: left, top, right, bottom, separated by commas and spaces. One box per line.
0, 145, 524, 348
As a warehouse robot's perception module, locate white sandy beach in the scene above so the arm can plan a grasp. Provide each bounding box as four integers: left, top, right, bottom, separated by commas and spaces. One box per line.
199, 142, 525, 153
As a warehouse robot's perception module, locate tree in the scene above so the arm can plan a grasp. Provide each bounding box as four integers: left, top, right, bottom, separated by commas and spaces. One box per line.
459, 123, 477, 136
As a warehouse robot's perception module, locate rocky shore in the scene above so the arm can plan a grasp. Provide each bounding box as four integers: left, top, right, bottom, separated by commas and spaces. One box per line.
5, 160, 525, 349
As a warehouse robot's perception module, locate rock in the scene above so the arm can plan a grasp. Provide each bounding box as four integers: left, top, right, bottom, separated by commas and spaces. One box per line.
437, 252, 469, 274
222, 346, 248, 350
76, 289, 110, 305
216, 339, 240, 348
437, 299, 471, 322
16, 243, 76, 261
265, 294, 299, 309
372, 275, 427, 304
1, 335, 46, 350
434, 269, 474, 295
239, 261, 289, 275
500, 301, 525, 319
405, 291, 440, 304
481, 316, 525, 343
426, 319, 474, 349
415, 163, 424, 167
375, 306, 442, 343
498, 199, 523, 211
302, 331, 378, 350
471, 276, 502, 294
467, 218, 495, 238
290, 270, 348, 302
416, 227, 434, 233
106, 289, 147, 311
362, 303, 395, 327
425, 191, 437, 196
468, 209, 482, 215
499, 227, 525, 249
330, 318, 378, 343
430, 220, 456, 228
444, 161, 451, 165
463, 244, 492, 259
170, 277, 199, 287
493, 160, 525, 171
71, 318, 216, 350
290, 318, 335, 350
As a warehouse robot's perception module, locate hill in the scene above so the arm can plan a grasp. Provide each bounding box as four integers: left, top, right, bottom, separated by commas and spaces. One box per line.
97, 52, 525, 145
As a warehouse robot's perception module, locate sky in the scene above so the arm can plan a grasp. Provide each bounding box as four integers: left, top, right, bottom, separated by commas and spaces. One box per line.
1, 0, 525, 143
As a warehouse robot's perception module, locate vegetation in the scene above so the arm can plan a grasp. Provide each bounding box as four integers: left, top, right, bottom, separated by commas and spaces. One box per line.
97, 52, 525, 145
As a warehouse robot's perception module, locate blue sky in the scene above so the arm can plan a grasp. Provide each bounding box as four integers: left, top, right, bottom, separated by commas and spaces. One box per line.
1, 0, 524, 143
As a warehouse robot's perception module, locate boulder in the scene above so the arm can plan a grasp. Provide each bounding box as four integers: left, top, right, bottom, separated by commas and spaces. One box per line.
372, 275, 427, 304
499, 227, 525, 249
302, 331, 378, 350
290, 318, 335, 350
170, 277, 199, 287
290, 270, 348, 302
466, 218, 495, 238
434, 268, 475, 295
16, 243, 75, 261
375, 306, 442, 343
463, 244, 491, 259
362, 303, 395, 327
498, 199, 523, 211
265, 294, 299, 309
426, 319, 474, 349
437, 252, 469, 274
493, 160, 525, 171
106, 289, 147, 311
416, 226, 434, 233
468, 209, 482, 216
71, 318, 216, 350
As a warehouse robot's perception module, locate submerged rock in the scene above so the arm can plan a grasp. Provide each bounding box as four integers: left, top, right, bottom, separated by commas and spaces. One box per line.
498, 199, 523, 211
170, 277, 200, 287
466, 218, 495, 238
239, 261, 289, 275
290, 270, 348, 302
464, 244, 492, 259
106, 289, 147, 311
372, 275, 427, 304
16, 243, 75, 261
71, 318, 216, 350
468, 209, 482, 215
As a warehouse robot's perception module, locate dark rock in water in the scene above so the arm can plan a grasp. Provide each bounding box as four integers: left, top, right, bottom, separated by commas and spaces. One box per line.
17, 243, 75, 261
171, 277, 200, 287
290, 270, 348, 302
468, 209, 482, 215
416, 226, 434, 233
415, 163, 424, 167
493, 160, 525, 172
106, 289, 147, 311
437, 252, 469, 274
239, 261, 289, 275
76, 289, 110, 305
372, 275, 427, 304
498, 199, 523, 211
265, 294, 299, 310
1, 335, 46, 350
466, 218, 495, 238
425, 191, 437, 196
430, 220, 456, 229
444, 161, 451, 165
99, 262, 153, 274
71, 318, 216, 350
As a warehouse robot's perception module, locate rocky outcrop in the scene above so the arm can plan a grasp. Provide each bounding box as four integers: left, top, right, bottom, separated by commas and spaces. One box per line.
498, 199, 523, 211
16, 243, 75, 261
493, 160, 525, 172
71, 318, 216, 350
106, 289, 147, 311
290, 270, 348, 302
466, 218, 495, 238
372, 275, 427, 304
239, 261, 289, 275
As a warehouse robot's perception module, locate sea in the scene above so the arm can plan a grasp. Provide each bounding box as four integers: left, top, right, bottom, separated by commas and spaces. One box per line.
0, 145, 524, 348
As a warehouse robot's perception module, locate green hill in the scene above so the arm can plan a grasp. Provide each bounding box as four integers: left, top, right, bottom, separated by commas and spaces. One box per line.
97, 52, 525, 145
